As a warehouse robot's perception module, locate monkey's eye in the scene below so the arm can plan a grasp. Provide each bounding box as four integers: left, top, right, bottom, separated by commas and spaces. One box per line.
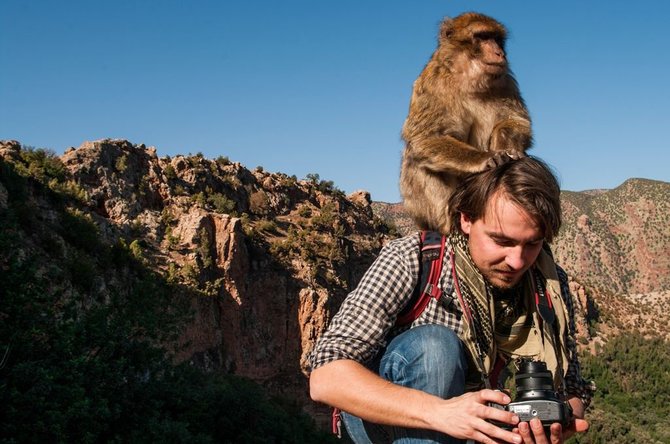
473, 31, 493, 40
473, 31, 504, 47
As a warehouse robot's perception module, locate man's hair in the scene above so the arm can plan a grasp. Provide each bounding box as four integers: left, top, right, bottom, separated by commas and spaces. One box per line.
448, 156, 562, 242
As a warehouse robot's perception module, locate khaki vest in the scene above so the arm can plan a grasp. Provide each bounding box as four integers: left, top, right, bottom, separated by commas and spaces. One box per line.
454, 248, 570, 390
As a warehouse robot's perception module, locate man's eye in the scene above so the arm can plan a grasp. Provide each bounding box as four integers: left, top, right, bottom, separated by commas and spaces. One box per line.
493, 238, 513, 247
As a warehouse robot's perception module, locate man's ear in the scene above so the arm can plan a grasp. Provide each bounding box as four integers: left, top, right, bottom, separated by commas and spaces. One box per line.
460, 213, 472, 235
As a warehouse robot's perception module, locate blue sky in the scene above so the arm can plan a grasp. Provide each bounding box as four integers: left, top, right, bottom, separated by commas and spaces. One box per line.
2, 0, 669, 202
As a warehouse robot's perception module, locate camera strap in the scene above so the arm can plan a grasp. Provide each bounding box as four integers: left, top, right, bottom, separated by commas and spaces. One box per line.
531, 268, 567, 394
531, 269, 555, 327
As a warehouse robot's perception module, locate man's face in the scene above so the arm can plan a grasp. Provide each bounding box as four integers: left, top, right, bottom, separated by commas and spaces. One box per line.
460, 191, 544, 289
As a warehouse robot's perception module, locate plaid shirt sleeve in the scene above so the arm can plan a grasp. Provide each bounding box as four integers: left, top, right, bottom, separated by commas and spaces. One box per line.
557, 266, 596, 408
309, 234, 422, 371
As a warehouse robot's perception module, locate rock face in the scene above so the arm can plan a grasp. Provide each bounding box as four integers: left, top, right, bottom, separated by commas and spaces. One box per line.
14, 139, 392, 414
4, 138, 668, 426
555, 182, 670, 296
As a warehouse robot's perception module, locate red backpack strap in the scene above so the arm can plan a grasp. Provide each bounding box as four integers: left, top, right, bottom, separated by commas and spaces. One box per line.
332, 408, 342, 438
396, 231, 452, 326
488, 354, 510, 389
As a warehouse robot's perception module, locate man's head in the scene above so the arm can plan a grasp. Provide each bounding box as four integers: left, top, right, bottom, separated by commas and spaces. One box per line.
449, 157, 562, 289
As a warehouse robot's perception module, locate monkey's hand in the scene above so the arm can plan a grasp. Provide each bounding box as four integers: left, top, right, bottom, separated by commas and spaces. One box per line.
485, 152, 517, 169
489, 119, 532, 154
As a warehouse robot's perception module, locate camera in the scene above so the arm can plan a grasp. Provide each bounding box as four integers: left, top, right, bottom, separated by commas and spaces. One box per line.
490, 359, 572, 431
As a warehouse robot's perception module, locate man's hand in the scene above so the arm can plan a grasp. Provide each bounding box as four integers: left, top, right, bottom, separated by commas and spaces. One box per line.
428, 389, 524, 444
312, 360, 592, 443
514, 396, 589, 443
515, 416, 589, 443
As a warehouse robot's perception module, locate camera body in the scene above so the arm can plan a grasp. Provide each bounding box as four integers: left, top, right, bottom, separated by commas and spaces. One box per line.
490, 360, 572, 430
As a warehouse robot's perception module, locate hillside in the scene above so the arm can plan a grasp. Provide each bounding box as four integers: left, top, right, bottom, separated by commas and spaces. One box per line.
0, 139, 397, 439
2, 139, 669, 442
557, 180, 670, 295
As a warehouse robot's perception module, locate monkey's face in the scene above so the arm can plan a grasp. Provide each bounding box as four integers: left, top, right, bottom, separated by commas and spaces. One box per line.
460, 191, 544, 290
471, 30, 507, 76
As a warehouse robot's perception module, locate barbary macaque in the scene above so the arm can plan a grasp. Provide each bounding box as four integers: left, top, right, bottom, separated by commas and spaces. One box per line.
400, 12, 532, 234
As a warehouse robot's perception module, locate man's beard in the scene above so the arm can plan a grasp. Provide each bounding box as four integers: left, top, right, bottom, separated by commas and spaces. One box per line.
482, 267, 526, 290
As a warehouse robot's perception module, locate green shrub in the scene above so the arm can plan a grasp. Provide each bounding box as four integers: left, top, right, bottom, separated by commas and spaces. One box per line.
256, 219, 278, 233
208, 192, 236, 214
128, 239, 144, 262
312, 202, 337, 230
115, 154, 129, 173
305, 173, 320, 184
164, 163, 177, 180
191, 191, 207, 207
174, 184, 187, 196
196, 227, 213, 270
60, 208, 100, 253
19, 146, 67, 183
49, 179, 89, 203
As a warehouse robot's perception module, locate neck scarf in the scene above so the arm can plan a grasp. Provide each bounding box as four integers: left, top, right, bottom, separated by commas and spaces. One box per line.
448, 232, 570, 390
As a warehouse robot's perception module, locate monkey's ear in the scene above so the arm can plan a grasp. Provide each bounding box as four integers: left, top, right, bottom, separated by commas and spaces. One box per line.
439, 17, 455, 40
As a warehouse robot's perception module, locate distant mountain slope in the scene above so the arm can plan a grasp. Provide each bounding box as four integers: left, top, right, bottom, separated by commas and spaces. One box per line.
555, 179, 670, 295
372, 179, 670, 297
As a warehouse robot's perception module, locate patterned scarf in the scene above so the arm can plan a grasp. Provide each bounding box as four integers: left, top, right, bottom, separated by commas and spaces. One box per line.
449, 233, 494, 370
448, 231, 570, 389
449, 232, 496, 380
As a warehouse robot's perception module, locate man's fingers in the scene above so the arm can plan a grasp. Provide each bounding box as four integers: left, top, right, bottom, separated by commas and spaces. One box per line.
574, 419, 589, 433
478, 389, 512, 405
549, 423, 562, 444
476, 389, 520, 426
529, 419, 548, 443
473, 419, 523, 444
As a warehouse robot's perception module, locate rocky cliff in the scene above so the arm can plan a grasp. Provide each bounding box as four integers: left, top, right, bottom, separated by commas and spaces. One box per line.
556, 182, 670, 295
3, 138, 668, 429
0, 139, 395, 420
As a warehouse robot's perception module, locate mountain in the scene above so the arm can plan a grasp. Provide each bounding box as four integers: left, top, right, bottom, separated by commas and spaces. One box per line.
2, 139, 668, 441
557, 180, 670, 296
0, 139, 396, 435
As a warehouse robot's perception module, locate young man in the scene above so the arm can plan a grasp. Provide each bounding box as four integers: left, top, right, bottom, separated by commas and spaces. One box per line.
309, 157, 593, 444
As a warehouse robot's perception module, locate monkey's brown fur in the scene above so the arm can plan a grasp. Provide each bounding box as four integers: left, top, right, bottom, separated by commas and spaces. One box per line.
400, 12, 532, 234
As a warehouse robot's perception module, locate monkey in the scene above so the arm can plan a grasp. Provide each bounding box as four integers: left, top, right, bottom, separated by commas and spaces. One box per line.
400, 12, 532, 234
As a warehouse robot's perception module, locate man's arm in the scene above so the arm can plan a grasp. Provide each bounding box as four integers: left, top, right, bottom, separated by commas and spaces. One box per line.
309, 237, 420, 371
310, 358, 525, 443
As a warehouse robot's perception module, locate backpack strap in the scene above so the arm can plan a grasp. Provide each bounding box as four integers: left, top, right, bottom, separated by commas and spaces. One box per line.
331, 407, 342, 438
395, 231, 451, 326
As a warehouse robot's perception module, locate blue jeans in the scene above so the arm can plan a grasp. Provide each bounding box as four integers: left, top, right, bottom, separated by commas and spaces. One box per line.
341, 325, 468, 444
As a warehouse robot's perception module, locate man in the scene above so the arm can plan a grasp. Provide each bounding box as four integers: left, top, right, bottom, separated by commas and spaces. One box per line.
309, 157, 594, 444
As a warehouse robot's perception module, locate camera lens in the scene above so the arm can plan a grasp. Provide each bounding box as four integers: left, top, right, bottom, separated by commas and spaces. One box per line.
514, 360, 559, 401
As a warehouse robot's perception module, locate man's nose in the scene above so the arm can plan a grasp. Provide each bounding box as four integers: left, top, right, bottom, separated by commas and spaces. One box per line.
505, 246, 527, 270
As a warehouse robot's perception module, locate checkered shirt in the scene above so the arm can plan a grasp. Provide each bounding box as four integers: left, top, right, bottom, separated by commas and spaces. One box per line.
309, 232, 594, 407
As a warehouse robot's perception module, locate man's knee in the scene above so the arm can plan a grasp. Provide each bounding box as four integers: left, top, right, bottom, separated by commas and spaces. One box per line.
379, 325, 467, 397
385, 324, 464, 364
